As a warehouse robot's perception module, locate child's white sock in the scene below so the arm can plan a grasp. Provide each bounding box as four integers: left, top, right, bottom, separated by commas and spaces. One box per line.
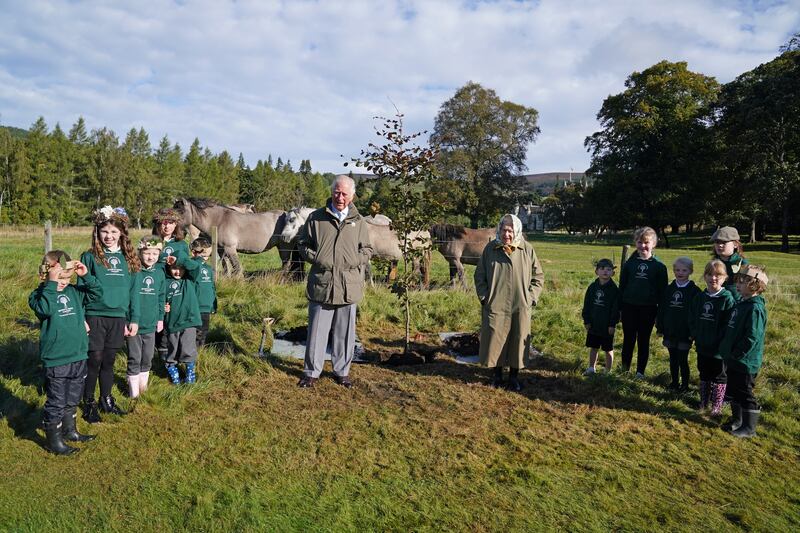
138, 371, 150, 393
127, 375, 140, 398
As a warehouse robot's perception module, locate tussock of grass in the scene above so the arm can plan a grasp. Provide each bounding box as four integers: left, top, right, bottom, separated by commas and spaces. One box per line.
1, 227, 799, 530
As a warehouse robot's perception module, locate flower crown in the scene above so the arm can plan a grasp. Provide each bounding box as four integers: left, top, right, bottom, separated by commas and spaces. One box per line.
153, 208, 182, 224
92, 205, 129, 226
138, 236, 164, 251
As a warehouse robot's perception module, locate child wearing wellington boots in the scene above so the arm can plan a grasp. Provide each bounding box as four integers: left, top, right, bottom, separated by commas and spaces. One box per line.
29, 251, 103, 454
126, 236, 166, 398
163, 255, 203, 384
689, 260, 735, 415
79, 206, 140, 423
581, 259, 619, 375
152, 207, 189, 362
191, 237, 217, 348
656, 257, 701, 391
619, 227, 668, 378
720, 265, 769, 438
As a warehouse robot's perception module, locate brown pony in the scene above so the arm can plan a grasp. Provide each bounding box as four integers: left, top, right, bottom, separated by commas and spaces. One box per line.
429, 224, 494, 289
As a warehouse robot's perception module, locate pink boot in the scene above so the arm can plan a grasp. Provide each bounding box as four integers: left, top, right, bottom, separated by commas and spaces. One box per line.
710, 383, 727, 416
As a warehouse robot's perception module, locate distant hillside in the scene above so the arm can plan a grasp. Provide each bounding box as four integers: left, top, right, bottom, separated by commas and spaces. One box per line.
0, 125, 29, 139
523, 171, 587, 195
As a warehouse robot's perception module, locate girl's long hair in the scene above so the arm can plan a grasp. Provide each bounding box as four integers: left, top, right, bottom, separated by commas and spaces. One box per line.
90, 220, 141, 272
152, 220, 186, 241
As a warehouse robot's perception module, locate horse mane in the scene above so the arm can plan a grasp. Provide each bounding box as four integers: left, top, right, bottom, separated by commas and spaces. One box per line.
430, 223, 467, 242
186, 197, 221, 210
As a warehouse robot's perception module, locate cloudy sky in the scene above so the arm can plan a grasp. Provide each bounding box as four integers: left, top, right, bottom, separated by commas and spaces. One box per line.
1, 0, 797, 175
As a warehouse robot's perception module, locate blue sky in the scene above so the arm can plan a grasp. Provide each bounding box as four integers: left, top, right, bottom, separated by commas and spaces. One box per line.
1, 0, 797, 174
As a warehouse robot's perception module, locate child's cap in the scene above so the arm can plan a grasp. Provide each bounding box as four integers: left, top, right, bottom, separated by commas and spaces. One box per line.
39, 251, 74, 280
710, 226, 739, 242
739, 264, 769, 286
138, 235, 164, 251
153, 208, 182, 224
595, 258, 615, 270
92, 205, 129, 227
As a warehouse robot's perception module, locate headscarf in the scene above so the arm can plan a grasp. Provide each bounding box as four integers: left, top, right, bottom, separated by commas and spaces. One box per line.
494, 213, 524, 255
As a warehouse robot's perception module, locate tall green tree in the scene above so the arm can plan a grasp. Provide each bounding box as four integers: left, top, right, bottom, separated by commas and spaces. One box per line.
714, 49, 800, 251
584, 61, 720, 243
430, 82, 539, 227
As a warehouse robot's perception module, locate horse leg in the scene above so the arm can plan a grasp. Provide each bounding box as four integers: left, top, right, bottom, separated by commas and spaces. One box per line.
225, 246, 242, 277
456, 259, 467, 290
365, 262, 374, 287
422, 250, 431, 289
448, 261, 458, 287
387, 261, 398, 283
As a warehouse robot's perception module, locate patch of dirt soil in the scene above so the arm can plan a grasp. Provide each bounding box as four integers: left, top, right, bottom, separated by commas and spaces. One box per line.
444, 333, 480, 356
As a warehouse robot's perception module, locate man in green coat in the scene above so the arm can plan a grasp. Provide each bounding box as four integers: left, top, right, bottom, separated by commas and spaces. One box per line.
297, 175, 373, 388
475, 213, 544, 391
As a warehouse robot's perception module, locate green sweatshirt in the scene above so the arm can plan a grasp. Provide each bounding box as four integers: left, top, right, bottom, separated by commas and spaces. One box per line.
164, 256, 202, 333
720, 295, 767, 374
656, 280, 702, 342
581, 278, 620, 337
28, 275, 103, 368
195, 260, 217, 314
158, 239, 190, 266
129, 266, 166, 334
688, 288, 736, 360
619, 253, 668, 306
79, 250, 133, 317
715, 252, 748, 300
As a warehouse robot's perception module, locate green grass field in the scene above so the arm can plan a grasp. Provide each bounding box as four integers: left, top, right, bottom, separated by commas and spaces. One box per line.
1, 226, 799, 532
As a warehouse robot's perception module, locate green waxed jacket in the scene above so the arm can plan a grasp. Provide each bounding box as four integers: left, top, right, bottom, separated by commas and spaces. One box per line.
619, 253, 668, 306
720, 295, 767, 374
297, 202, 373, 305
689, 288, 736, 359
28, 275, 103, 368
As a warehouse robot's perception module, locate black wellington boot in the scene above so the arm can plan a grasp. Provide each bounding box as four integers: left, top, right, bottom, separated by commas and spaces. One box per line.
490, 366, 504, 388
721, 402, 742, 432
82, 399, 101, 424
45, 423, 78, 456
508, 368, 523, 392
62, 408, 96, 442
732, 409, 760, 438
99, 395, 126, 415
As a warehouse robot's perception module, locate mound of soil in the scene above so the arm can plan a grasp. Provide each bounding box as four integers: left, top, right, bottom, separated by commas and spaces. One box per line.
382, 345, 439, 366
444, 333, 480, 356
275, 326, 308, 342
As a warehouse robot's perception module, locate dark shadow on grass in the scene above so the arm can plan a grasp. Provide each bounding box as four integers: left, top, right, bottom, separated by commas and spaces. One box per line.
0, 382, 44, 447
377, 348, 715, 426
0, 336, 45, 392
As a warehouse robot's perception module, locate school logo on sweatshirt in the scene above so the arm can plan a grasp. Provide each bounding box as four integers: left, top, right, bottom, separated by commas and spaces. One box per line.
701, 301, 714, 320
164, 246, 174, 257
140, 275, 156, 295
727, 308, 738, 328
107, 256, 124, 277
168, 280, 182, 298
635, 263, 649, 279
201, 267, 211, 282
669, 291, 684, 308
593, 289, 605, 307
57, 294, 75, 317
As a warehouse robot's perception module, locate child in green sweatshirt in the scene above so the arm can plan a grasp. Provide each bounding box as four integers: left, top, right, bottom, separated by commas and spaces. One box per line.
191, 237, 217, 348
78, 206, 140, 423
720, 265, 769, 438
126, 235, 166, 398
163, 255, 203, 384
29, 251, 103, 455
619, 227, 668, 378
581, 258, 619, 375
656, 257, 702, 391
689, 260, 735, 415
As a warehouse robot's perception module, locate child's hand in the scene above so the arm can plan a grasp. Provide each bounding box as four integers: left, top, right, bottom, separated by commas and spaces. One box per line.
164, 303, 171, 313
165, 255, 177, 266
608, 327, 615, 336
584, 323, 590, 332
74, 261, 88, 277
157, 320, 164, 333
85, 321, 91, 333
125, 323, 139, 337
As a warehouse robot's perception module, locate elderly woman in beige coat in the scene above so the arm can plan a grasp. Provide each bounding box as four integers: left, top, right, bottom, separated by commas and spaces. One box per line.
474, 213, 544, 391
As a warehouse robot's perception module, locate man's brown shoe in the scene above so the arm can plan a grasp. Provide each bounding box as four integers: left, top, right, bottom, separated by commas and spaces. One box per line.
334, 375, 353, 389
298, 376, 317, 388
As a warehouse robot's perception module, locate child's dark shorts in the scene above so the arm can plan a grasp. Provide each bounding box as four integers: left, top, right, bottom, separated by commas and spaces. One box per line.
586, 332, 614, 352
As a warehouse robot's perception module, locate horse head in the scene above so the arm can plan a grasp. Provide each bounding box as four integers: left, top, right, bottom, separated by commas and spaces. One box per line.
280, 207, 314, 243
173, 198, 192, 225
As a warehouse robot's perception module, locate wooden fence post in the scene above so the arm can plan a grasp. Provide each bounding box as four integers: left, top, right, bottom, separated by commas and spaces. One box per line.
620, 244, 630, 273
44, 220, 52, 253
212, 226, 219, 280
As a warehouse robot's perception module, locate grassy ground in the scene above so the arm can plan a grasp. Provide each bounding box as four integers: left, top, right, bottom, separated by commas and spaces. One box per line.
1, 226, 799, 532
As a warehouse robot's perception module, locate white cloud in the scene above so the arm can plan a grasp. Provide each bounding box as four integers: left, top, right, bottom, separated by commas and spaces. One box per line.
0, 0, 797, 176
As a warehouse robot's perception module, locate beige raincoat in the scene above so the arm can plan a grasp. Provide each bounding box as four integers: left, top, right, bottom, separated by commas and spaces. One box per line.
474, 214, 544, 368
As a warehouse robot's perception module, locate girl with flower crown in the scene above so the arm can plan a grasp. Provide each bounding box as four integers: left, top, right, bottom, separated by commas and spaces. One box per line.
78, 206, 140, 423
